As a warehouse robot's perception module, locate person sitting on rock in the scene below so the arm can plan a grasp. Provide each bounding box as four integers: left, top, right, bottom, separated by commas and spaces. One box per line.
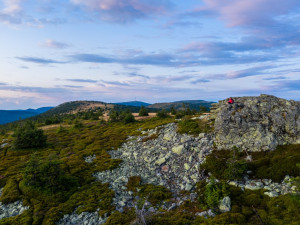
228, 97, 234, 104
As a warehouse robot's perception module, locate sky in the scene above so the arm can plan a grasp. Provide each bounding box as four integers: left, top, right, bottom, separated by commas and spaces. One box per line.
0, 0, 300, 109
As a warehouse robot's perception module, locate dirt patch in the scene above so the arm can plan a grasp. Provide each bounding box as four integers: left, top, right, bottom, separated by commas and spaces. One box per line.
133, 113, 157, 120
41, 124, 72, 131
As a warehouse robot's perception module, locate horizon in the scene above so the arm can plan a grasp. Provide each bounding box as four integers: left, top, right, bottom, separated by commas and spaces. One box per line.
1, 0, 300, 110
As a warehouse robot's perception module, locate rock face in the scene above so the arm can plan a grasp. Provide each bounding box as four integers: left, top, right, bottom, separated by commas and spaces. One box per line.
211, 94, 300, 151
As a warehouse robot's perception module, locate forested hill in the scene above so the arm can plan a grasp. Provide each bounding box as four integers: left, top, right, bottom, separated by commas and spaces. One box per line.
148, 100, 214, 111
0, 107, 53, 125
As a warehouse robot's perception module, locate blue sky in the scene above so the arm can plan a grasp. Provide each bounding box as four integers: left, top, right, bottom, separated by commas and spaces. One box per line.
0, 0, 300, 109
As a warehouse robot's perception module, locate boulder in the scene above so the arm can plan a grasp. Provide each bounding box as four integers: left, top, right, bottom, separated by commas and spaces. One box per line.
211, 94, 300, 151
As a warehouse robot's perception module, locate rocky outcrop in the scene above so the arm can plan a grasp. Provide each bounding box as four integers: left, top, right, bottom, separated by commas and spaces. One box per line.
57, 209, 108, 225
0, 188, 29, 220
211, 94, 300, 151
94, 123, 214, 212
228, 175, 297, 197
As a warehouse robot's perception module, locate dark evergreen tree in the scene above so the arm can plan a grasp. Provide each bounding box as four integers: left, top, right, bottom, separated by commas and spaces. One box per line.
139, 106, 149, 116
13, 121, 47, 149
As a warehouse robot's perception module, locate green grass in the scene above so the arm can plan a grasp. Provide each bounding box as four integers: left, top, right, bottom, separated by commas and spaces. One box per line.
177, 117, 213, 135
1, 116, 299, 225
0, 116, 174, 224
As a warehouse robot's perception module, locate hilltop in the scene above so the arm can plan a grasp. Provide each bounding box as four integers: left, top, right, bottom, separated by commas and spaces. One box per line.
148, 100, 214, 111
0, 94, 299, 224
0, 99, 214, 126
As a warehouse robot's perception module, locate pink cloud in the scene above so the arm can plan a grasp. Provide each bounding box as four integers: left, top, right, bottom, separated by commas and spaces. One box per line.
200, 0, 299, 27
70, 0, 171, 22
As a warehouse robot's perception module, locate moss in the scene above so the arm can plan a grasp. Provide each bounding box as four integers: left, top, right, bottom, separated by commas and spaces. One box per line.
104, 209, 136, 225
137, 184, 172, 206
0, 178, 21, 204
141, 134, 158, 142
249, 144, 300, 182
126, 176, 142, 192
177, 118, 213, 135
43, 182, 114, 224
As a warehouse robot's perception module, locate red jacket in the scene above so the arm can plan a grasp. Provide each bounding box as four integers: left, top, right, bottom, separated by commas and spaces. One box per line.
228, 98, 234, 104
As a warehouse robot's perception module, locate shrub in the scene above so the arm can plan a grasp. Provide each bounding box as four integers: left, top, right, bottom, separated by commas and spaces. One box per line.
201, 148, 247, 181
170, 106, 177, 115
13, 121, 47, 149
177, 118, 212, 135
156, 110, 169, 118
23, 154, 78, 193
248, 144, 300, 182
73, 120, 83, 129
139, 106, 149, 116
204, 179, 229, 209
123, 113, 135, 124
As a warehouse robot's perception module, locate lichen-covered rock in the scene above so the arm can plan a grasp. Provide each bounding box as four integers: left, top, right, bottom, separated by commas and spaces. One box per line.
211, 94, 300, 151
0, 200, 29, 220
219, 196, 231, 213
93, 123, 214, 211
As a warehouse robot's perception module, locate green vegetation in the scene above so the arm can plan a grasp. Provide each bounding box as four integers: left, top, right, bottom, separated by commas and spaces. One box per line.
177, 117, 213, 135
109, 109, 136, 123
248, 144, 300, 182
0, 116, 174, 224
138, 106, 149, 116
1, 106, 300, 225
126, 176, 172, 206
156, 109, 169, 118
23, 154, 78, 193
13, 122, 47, 149
203, 179, 229, 209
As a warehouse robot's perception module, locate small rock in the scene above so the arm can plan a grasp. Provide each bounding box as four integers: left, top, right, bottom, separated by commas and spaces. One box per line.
161, 165, 169, 172
219, 196, 231, 213
184, 163, 190, 171
264, 191, 279, 197
172, 145, 185, 155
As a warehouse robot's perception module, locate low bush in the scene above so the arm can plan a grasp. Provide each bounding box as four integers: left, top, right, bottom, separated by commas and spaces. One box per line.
156, 110, 169, 118
23, 154, 78, 193
177, 118, 212, 135
139, 106, 149, 116
13, 122, 47, 149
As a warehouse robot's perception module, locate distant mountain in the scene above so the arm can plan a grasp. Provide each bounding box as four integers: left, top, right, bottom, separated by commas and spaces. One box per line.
114, 101, 150, 107
0, 107, 53, 125
148, 100, 215, 111
39, 101, 113, 117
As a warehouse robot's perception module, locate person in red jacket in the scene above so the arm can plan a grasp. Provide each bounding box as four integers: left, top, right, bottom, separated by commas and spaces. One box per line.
228, 97, 234, 104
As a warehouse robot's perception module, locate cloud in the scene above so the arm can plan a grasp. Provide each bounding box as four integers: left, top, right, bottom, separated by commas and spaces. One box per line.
273, 79, 300, 91
66, 79, 98, 83
70, 52, 178, 66
263, 76, 287, 81
0, 0, 23, 24
64, 85, 84, 88
70, 0, 172, 23
127, 72, 150, 79
2, 0, 23, 14
101, 80, 130, 87
192, 79, 210, 84
16, 56, 64, 64
39, 40, 70, 49
198, 0, 299, 28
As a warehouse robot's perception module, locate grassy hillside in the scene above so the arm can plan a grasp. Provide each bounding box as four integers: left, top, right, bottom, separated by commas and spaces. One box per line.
0, 104, 299, 224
